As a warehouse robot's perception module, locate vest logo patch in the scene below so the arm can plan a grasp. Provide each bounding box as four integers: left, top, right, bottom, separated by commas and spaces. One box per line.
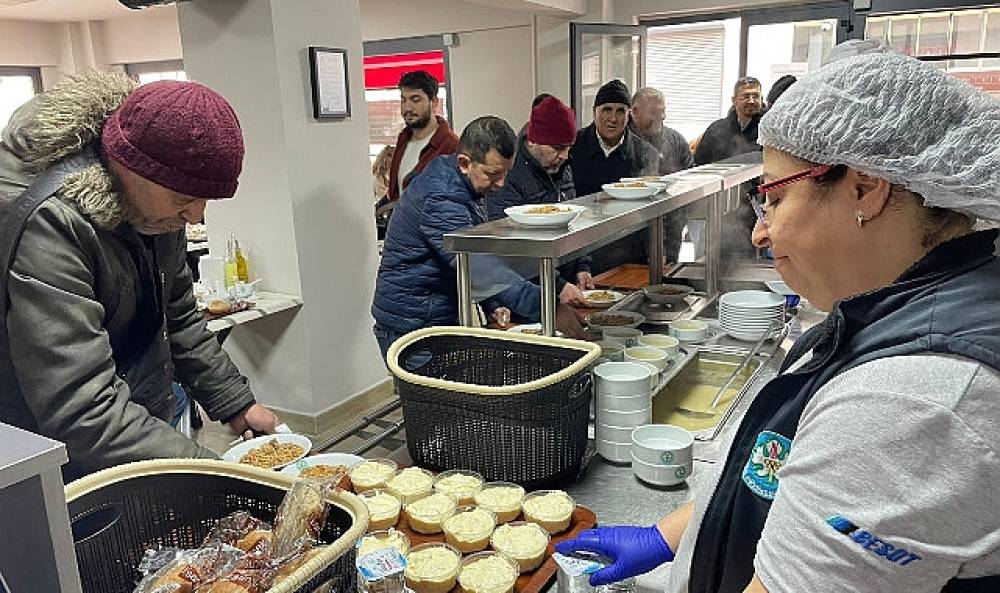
742, 430, 791, 500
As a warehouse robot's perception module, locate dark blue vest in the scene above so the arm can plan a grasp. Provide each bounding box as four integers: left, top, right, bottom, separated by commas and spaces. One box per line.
689, 230, 1000, 593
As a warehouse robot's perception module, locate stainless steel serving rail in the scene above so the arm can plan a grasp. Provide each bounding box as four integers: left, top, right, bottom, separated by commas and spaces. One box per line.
443, 154, 763, 335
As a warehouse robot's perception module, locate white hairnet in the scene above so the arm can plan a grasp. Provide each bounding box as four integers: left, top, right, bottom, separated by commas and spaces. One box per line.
758, 40, 1000, 221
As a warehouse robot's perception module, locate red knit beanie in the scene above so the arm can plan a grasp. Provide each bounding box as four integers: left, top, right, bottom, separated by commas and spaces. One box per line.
102, 80, 244, 199
527, 96, 577, 146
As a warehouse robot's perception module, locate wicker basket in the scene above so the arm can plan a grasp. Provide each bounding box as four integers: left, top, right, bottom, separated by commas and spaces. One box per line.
64, 459, 369, 593
387, 327, 601, 489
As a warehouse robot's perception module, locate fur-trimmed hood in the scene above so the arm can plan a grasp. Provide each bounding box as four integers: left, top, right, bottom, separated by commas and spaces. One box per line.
0, 71, 137, 229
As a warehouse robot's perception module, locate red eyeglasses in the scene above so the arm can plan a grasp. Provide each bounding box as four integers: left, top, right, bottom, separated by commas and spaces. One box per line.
747, 164, 833, 222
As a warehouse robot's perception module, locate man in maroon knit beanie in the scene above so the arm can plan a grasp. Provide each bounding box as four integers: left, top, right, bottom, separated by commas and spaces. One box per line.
0, 72, 279, 478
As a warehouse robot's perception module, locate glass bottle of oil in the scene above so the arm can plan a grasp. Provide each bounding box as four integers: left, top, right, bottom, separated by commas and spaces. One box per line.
233, 233, 249, 283
224, 235, 238, 288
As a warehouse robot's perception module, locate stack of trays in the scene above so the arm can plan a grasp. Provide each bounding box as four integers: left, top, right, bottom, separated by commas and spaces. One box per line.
593, 362, 655, 463
719, 290, 785, 341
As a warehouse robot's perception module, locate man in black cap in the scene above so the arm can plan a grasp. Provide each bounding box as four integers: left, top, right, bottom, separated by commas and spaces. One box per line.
569, 79, 661, 277
570, 79, 659, 197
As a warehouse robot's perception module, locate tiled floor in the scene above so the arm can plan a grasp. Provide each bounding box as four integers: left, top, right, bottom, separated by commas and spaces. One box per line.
193, 403, 407, 460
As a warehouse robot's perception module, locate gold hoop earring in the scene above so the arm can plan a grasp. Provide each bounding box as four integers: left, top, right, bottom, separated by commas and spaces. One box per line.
856, 211, 866, 228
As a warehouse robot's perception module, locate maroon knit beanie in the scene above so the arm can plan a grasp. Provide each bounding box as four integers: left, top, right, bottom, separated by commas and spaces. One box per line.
102, 80, 244, 199
527, 96, 577, 146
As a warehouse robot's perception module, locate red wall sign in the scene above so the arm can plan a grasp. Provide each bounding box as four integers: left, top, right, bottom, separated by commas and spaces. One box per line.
363, 51, 447, 90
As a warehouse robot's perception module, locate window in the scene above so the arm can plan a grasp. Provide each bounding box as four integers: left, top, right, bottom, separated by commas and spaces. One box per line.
0, 67, 41, 129
125, 60, 187, 85
646, 21, 734, 141
363, 50, 449, 161
867, 8, 1000, 100
363, 38, 452, 164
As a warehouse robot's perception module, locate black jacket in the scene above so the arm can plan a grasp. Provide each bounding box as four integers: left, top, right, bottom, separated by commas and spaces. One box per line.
569, 124, 659, 198
693, 108, 763, 166
689, 230, 1000, 593
486, 134, 576, 221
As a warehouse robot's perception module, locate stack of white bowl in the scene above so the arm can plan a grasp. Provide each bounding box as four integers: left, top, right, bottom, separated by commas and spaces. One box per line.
630, 424, 694, 486
593, 362, 654, 463
719, 290, 785, 341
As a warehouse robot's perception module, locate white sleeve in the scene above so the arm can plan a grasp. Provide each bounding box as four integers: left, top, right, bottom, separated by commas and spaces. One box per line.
753, 356, 1000, 593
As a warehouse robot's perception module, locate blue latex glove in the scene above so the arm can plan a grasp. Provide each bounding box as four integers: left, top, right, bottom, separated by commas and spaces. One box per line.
554, 525, 675, 586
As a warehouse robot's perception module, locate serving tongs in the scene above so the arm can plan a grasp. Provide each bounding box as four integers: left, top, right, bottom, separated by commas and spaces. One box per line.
675, 317, 778, 419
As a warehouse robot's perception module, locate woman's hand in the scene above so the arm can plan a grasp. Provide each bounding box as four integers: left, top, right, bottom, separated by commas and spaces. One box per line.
577, 272, 596, 290
555, 525, 675, 586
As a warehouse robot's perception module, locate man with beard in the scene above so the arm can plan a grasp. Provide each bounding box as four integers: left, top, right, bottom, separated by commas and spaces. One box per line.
0, 73, 279, 479
386, 70, 459, 203
373, 117, 575, 360
486, 96, 589, 304
630, 87, 695, 264
694, 77, 765, 165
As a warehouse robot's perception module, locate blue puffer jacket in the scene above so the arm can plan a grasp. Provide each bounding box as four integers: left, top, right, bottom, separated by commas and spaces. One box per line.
372, 155, 541, 334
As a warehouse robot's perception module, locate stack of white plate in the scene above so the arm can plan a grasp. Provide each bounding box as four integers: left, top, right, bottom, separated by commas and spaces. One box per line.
718, 290, 785, 341
593, 362, 654, 463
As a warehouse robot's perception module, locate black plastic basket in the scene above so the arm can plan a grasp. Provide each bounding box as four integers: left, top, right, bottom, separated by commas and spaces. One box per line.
64, 460, 367, 593
387, 327, 600, 490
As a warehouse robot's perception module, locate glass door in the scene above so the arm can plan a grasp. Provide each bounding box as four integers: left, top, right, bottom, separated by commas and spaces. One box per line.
743, 4, 851, 104
0, 67, 41, 130
571, 23, 646, 127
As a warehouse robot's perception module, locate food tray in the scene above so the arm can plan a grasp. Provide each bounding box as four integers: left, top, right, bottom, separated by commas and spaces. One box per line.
390, 504, 598, 593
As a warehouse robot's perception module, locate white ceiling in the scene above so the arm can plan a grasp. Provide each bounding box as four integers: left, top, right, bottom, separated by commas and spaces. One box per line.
0, 0, 150, 22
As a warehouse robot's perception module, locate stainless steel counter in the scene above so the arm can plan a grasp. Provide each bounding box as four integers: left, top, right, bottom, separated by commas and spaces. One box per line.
443, 155, 764, 334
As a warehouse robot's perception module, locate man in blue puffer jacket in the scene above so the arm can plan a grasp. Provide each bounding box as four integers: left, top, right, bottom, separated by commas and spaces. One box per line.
373, 116, 560, 361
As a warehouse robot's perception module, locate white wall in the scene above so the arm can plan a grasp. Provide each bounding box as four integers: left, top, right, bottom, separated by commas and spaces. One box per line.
0, 20, 61, 67
179, 0, 385, 418
360, 0, 538, 132
102, 6, 182, 65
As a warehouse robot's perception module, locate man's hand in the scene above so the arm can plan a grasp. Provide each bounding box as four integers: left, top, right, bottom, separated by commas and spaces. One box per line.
560, 283, 590, 307
577, 272, 596, 290
491, 307, 512, 327
228, 403, 280, 440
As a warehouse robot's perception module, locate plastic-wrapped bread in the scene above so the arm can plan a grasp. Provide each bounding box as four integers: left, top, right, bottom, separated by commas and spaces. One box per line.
202, 512, 271, 548
271, 480, 329, 562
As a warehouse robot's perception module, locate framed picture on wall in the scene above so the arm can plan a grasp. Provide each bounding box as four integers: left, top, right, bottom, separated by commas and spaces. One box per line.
309, 47, 351, 119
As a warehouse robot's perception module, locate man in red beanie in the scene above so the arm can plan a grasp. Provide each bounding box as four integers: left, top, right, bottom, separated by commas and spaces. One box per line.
0, 72, 279, 479
486, 96, 590, 302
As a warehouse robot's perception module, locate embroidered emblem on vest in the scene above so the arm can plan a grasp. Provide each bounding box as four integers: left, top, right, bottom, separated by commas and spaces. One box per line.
742, 430, 791, 500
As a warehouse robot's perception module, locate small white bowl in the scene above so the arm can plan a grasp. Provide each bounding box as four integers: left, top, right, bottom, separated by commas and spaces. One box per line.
595, 438, 632, 463
595, 422, 637, 443
631, 454, 693, 486
629, 361, 659, 390
631, 424, 694, 466
596, 391, 651, 413
624, 346, 670, 372
280, 452, 365, 477
222, 433, 312, 470
504, 204, 586, 227
669, 319, 709, 342
596, 340, 625, 362
594, 362, 653, 396
597, 406, 652, 427
602, 182, 660, 200
637, 334, 680, 358
602, 327, 643, 347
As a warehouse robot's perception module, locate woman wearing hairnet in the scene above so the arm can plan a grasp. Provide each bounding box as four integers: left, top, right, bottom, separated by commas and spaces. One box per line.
557, 41, 1000, 593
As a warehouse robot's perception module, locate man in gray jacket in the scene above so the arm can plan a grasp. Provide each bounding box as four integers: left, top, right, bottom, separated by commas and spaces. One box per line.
0, 72, 278, 479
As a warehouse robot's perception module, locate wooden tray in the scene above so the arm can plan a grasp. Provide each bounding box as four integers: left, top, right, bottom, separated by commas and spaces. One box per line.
592, 264, 650, 290
384, 505, 597, 593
